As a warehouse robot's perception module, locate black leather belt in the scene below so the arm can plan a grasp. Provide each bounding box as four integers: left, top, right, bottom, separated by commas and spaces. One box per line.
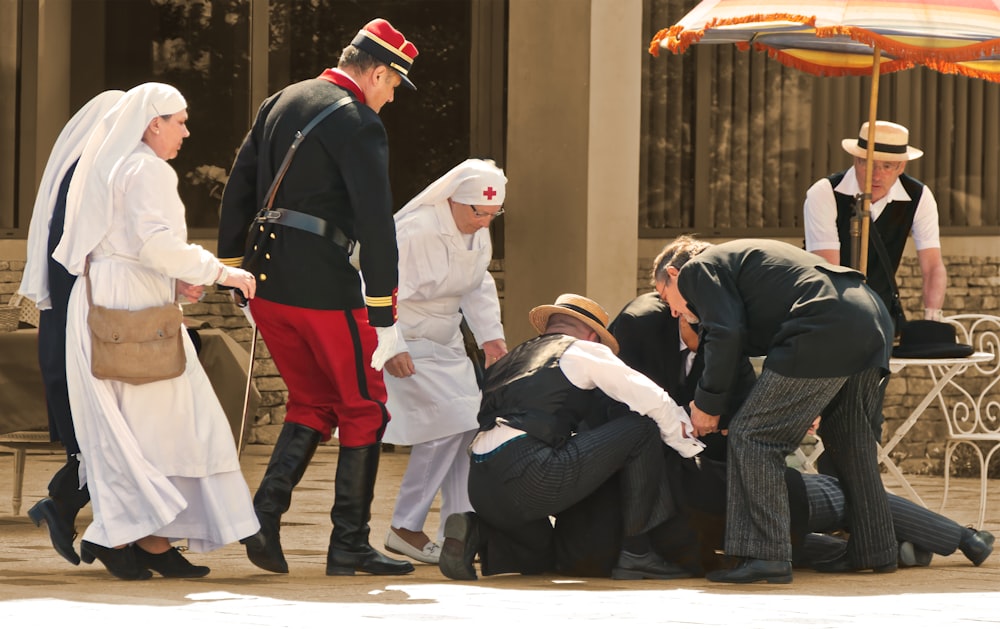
256, 208, 355, 255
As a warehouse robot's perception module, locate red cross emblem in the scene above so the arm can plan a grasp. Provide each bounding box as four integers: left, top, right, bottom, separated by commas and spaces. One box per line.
483, 186, 497, 200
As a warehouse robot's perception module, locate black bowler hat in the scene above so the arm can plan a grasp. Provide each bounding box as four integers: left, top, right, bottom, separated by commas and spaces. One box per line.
351, 18, 419, 90
892, 320, 974, 359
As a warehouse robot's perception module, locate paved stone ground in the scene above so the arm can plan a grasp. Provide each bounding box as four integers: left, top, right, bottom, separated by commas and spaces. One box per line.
1, 444, 998, 627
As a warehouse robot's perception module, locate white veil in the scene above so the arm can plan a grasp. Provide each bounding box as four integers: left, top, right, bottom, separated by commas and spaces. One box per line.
53, 82, 187, 276
18, 90, 125, 308
394, 158, 506, 220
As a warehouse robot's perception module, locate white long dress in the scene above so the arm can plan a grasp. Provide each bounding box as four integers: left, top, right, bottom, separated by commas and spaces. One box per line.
64, 143, 258, 551
382, 200, 505, 445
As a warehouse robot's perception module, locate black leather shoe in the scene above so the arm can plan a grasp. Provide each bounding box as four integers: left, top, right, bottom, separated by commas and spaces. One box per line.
80, 541, 152, 581
812, 555, 897, 574
707, 558, 793, 584
27, 498, 80, 565
242, 518, 288, 573
135, 546, 210, 578
959, 528, 994, 566
611, 550, 693, 580
439, 512, 480, 581
326, 546, 414, 576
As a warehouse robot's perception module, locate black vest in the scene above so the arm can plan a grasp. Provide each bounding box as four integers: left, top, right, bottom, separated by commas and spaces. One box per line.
830, 170, 924, 311
478, 334, 612, 448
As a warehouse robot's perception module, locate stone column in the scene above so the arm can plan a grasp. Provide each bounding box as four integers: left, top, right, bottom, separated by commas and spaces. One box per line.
504, 0, 642, 344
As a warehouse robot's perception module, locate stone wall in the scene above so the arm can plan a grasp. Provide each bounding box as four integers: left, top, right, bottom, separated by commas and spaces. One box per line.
4, 252, 997, 474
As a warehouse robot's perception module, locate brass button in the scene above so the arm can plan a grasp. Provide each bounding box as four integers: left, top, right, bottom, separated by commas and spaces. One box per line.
265, 253, 271, 259
260, 273, 267, 281
270, 233, 276, 239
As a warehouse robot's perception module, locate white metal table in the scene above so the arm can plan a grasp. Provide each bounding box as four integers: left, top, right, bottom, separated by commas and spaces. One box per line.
879, 352, 995, 507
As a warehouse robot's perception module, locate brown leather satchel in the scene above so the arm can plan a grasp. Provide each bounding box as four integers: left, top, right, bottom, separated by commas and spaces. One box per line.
85, 265, 186, 385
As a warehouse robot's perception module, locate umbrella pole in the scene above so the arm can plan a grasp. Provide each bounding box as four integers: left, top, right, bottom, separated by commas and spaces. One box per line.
857, 45, 883, 277
237, 324, 258, 459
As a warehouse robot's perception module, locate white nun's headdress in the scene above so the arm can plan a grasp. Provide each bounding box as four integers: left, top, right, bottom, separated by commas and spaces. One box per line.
395, 158, 506, 220
53, 82, 187, 276
18, 90, 125, 309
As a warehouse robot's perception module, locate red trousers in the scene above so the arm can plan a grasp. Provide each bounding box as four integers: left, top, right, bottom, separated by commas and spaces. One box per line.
249, 298, 389, 446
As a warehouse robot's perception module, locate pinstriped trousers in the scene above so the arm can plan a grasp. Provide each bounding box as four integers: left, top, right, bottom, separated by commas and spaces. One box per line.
802, 473, 965, 558
726, 368, 896, 567
468, 415, 675, 576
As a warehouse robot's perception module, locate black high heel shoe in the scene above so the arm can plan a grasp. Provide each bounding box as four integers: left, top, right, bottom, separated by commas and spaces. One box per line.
134, 545, 211, 578
27, 498, 80, 565
80, 540, 152, 580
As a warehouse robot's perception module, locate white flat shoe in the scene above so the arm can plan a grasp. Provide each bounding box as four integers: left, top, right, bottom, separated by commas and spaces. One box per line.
385, 529, 441, 564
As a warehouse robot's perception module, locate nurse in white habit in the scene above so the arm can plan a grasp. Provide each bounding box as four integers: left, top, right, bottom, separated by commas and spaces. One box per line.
380, 159, 508, 564
53, 82, 260, 580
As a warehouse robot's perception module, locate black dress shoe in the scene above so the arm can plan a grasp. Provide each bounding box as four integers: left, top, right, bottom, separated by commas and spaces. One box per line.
959, 528, 994, 566
707, 558, 793, 584
134, 546, 210, 578
439, 512, 480, 581
27, 498, 80, 565
611, 550, 694, 580
326, 545, 414, 576
80, 541, 152, 581
812, 555, 897, 574
241, 521, 288, 574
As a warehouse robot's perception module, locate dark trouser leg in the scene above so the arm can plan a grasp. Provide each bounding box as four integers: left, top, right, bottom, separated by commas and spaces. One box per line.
817, 374, 889, 477
819, 368, 897, 569
888, 493, 964, 556
326, 443, 413, 576
725, 371, 846, 561
28, 455, 89, 565
244, 421, 322, 573
469, 416, 673, 576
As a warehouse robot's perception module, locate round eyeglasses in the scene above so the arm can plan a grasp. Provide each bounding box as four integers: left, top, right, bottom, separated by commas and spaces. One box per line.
470, 204, 505, 220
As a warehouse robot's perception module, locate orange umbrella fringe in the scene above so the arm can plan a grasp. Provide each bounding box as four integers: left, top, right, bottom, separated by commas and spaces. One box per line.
652, 14, 1000, 71
650, 13, 818, 56
753, 43, 915, 77
820, 26, 1000, 65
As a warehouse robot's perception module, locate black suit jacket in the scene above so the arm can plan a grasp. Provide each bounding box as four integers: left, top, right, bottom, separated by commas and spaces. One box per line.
676, 239, 893, 416
609, 293, 755, 443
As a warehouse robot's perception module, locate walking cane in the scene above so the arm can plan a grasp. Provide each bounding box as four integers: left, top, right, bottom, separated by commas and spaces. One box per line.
236, 295, 257, 459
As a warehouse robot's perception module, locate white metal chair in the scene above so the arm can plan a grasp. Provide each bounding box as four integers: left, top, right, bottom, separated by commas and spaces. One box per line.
938, 314, 1000, 529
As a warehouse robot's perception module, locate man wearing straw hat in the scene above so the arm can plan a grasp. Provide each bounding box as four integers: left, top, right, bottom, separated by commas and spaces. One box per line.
803, 120, 948, 325
438, 294, 704, 581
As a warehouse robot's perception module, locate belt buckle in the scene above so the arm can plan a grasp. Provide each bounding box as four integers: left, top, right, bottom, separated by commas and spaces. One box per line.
263, 209, 282, 220
345, 240, 356, 256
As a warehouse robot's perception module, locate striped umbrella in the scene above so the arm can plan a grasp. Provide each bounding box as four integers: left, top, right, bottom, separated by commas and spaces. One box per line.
650, 0, 1000, 274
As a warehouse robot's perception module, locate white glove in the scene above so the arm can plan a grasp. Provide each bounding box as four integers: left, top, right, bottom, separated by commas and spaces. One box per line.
371, 324, 407, 371
656, 408, 705, 458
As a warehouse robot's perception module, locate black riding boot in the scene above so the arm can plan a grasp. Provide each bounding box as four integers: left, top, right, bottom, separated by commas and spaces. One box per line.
242, 422, 321, 573
28, 455, 90, 565
326, 443, 414, 576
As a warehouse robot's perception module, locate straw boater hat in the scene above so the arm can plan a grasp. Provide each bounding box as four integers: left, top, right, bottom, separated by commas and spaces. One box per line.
350, 18, 419, 90
529, 294, 620, 355
842, 121, 923, 162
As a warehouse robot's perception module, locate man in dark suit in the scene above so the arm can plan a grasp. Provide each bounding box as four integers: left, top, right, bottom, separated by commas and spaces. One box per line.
609, 291, 756, 461
217, 18, 418, 577
656, 236, 897, 583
